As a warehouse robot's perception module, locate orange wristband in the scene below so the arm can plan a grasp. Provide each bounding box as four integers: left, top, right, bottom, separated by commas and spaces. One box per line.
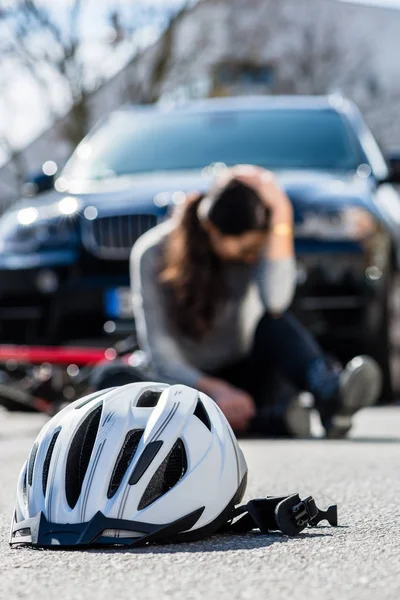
271, 223, 293, 236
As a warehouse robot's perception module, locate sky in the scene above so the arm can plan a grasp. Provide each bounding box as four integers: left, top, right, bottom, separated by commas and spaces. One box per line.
1, 0, 400, 167
341, 0, 400, 6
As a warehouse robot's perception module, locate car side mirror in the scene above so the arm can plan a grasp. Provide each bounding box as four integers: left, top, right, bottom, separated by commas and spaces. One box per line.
384, 153, 400, 184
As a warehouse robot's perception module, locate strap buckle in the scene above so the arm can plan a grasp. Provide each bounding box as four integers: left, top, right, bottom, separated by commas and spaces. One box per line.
274, 494, 316, 535
309, 504, 338, 528
275, 494, 338, 536
225, 493, 338, 537
292, 496, 318, 528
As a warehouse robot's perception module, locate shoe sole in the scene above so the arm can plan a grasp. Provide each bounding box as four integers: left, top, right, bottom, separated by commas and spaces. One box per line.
327, 357, 382, 439
285, 396, 311, 438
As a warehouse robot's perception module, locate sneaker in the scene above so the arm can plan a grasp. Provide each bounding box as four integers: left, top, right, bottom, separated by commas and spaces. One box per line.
284, 395, 312, 439
325, 356, 382, 439
250, 394, 311, 439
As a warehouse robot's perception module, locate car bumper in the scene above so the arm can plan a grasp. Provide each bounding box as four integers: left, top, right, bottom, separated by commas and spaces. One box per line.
0, 252, 131, 342
0, 237, 391, 343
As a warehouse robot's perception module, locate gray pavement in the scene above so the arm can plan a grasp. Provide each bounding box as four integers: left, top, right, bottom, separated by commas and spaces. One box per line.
0, 407, 399, 600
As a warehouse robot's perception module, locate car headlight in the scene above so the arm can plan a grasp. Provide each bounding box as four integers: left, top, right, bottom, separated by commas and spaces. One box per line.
295, 207, 378, 241
0, 197, 81, 251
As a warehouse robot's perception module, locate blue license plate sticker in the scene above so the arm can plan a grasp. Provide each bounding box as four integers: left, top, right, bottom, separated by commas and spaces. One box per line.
105, 287, 133, 319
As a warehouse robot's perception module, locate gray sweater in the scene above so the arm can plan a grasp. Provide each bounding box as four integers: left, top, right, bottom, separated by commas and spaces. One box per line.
130, 221, 297, 387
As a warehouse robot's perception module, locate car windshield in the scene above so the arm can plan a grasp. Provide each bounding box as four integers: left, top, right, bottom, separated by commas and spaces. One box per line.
62, 108, 363, 180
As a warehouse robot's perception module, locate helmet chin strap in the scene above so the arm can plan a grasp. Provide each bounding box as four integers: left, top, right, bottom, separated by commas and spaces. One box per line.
221, 494, 338, 537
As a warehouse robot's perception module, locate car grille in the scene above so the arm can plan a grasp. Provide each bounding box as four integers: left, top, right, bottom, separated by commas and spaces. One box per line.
83, 214, 158, 260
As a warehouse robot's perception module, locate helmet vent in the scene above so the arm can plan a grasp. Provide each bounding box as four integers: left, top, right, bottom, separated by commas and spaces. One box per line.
65, 404, 102, 509
27, 443, 39, 486
75, 390, 109, 410
22, 468, 28, 506
138, 439, 187, 510
193, 398, 211, 431
107, 429, 144, 499
137, 390, 162, 408
42, 430, 61, 496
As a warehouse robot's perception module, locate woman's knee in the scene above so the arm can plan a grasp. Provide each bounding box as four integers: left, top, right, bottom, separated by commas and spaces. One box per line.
254, 311, 297, 345
255, 311, 321, 352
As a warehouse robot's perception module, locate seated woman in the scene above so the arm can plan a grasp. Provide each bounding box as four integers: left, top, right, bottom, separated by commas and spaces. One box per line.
93, 165, 381, 438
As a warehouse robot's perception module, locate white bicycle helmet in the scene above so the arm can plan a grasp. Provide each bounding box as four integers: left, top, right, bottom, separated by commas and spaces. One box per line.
10, 382, 249, 547
10, 382, 338, 547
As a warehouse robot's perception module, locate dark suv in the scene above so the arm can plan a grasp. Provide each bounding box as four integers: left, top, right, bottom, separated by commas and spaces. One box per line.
1, 95, 400, 398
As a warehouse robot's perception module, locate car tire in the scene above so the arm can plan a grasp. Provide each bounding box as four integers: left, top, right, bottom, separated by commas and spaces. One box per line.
369, 301, 393, 404
337, 267, 394, 405
362, 267, 394, 404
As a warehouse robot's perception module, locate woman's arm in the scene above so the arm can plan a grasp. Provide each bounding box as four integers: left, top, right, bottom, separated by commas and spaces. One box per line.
266, 194, 295, 260
255, 256, 297, 314
235, 166, 295, 260
130, 235, 204, 387
261, 196, 297, 312
235, 166, 297, 313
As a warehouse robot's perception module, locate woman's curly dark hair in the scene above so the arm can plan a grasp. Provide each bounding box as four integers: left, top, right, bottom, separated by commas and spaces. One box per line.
160, 176, 270, 339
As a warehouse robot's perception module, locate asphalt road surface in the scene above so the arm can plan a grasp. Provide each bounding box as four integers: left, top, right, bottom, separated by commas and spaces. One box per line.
0, 407, 399, 600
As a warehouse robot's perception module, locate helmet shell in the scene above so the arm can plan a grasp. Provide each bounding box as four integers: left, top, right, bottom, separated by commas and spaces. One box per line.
11, 382, 247, 547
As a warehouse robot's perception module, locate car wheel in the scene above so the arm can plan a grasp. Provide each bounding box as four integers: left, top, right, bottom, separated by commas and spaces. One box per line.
337, 268, 394, 405
363, 267, 394, 404
369, 298, 393, 404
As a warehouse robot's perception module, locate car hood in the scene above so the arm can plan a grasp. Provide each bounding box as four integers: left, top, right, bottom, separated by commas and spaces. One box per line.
11, 169, 376, 217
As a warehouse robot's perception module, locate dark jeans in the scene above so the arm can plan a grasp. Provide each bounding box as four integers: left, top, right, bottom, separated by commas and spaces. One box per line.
209, 312, 325, 408
91, 312, 340, 413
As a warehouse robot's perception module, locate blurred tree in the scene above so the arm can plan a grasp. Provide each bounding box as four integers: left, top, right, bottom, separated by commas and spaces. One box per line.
222, 0, 370, 97
0, 62, 26, 199
278, 14, 370, 96
0, 134, 25, 206
0, 0, 190, 154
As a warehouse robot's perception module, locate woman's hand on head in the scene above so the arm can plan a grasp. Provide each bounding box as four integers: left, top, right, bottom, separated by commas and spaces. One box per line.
231, 165, 293, 225
197, 376, 256, 432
